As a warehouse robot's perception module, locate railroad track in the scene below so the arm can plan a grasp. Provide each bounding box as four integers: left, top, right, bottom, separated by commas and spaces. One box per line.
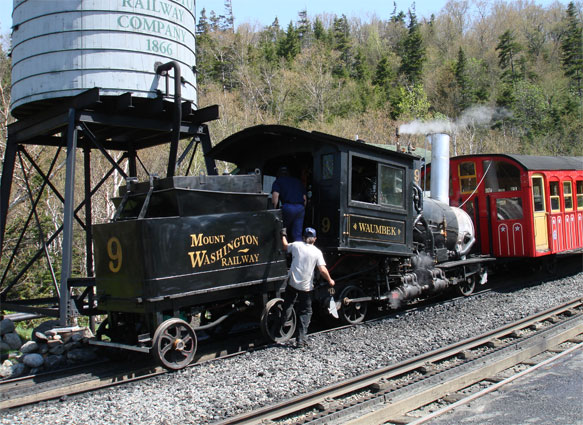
212, 297, 583, 425
0, 277, 575, 413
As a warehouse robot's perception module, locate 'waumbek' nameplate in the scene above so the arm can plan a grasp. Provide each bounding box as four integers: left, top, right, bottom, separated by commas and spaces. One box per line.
347, 215, 405, 244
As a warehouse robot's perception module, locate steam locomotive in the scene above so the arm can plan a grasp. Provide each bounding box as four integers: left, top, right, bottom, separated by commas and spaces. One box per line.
90, 125, 488, 369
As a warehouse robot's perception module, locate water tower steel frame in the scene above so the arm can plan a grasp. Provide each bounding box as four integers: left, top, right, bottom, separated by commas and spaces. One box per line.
0, 86, 219, 326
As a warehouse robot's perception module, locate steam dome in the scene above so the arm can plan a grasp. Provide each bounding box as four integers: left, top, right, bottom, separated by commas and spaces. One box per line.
10, 0, 197, 118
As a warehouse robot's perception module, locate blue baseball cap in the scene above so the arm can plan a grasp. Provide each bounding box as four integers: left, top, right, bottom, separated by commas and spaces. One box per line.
303, 227, 317, 238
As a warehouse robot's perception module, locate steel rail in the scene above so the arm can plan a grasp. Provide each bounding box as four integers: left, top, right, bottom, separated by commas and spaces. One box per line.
213, 297, 583, 425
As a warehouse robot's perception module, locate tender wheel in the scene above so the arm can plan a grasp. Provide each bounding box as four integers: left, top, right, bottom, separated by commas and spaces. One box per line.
457, 276, 476, 297
152, 318, 197, 370
339, 286, 368, 325
260, 298, 296, 343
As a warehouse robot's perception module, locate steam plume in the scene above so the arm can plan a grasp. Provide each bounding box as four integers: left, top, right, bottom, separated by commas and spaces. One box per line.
398, 106, 511, 136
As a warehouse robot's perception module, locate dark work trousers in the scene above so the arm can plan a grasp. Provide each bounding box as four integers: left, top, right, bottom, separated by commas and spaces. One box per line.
281, 203, 305, 242
282, 285, 313, 343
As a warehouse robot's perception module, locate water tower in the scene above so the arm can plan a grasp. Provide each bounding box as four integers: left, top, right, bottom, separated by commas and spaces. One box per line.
0, 0, 218, 326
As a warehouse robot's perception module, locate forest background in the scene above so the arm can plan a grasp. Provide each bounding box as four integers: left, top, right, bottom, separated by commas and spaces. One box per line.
0, 0, 581, 301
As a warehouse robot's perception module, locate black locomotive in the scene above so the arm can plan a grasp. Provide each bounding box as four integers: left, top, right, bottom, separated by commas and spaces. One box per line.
92, 125, 489, 369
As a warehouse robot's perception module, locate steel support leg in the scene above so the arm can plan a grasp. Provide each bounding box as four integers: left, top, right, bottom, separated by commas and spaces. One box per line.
0, 138, 18, 256
60, 108, 78, 326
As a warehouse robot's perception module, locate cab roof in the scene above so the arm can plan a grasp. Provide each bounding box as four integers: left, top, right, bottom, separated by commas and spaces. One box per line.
207, 124, 419, 164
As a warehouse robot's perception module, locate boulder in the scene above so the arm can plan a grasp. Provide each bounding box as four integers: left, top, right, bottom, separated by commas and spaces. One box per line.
0, 360, 26, 378
23, 353, 44, 368
0, 341, 10, 352
38, 343, 49, 354
67, 348, 98, 362
3, 332, 22, 350
20, 341, 39, 354
0, 360, 13, 378
0, 319, 15, 336
48, 342, 65, 356
44, 354, 66, 369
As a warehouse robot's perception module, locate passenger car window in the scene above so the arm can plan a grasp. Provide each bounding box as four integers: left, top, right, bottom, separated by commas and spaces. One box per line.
532, 177, 545, 212
459, 162, 477, 194
563, 181, 573, 211
549, 181, 560, 212
496, 198, 523, 220
483, 160, 521, 192
577, 181, 583, 210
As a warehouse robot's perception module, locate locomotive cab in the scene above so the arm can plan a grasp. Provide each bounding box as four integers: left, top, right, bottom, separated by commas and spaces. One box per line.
208, 125, 423, 324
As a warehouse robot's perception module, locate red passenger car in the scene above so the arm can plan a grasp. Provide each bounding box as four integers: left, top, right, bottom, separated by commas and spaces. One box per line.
445, 155, 583, 258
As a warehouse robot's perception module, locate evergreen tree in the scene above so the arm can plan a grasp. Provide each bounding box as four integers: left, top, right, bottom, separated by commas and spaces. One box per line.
260, 19, 283, 64
454, 47, 472, 113
196, 8, 211, 35
297, 9, 313, 48
561, 2, 583, 97
313, 18, 326, 42
372, 55, 396, 106
399, 10, 425, 85
219, 0, 234, 32
277, 22, 300, 61
332, 14, 351, 77
496, 30, 522, 84
390, 2, 406, 24
373, 56, 395, 88
209, 11, 220, 31
353, 48, 371, 82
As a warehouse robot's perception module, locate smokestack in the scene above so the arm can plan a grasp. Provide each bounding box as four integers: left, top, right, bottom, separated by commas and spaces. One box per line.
428, 133, 450, 204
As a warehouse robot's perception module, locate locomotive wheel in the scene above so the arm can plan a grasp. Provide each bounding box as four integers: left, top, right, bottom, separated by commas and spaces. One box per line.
339, 286, 368, 325
260, 298, 296, 343
152, 318, 197, 370
457, 276, 476, 297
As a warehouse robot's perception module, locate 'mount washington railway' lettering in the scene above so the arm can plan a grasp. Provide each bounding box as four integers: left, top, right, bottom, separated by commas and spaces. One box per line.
187, 234, 260, 269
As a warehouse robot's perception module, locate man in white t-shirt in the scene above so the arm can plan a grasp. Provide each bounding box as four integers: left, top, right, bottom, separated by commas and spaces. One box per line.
281, 227, 335, 347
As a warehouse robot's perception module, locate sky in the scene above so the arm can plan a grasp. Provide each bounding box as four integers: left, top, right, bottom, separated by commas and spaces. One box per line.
0, 0, 568, 36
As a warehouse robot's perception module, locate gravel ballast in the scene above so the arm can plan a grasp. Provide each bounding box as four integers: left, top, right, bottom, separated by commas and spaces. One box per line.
2, 268, 582, 425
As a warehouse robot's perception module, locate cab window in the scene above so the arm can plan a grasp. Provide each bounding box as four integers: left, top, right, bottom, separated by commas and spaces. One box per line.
351, 156, 404, 208
379, 165, 404, 208
351, 156, 377, 203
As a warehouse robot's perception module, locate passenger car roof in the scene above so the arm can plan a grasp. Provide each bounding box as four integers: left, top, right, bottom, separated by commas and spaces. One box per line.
452, 154, 583, 171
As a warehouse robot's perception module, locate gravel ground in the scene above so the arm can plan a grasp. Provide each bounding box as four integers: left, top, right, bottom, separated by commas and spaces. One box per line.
2, 267, 582, 425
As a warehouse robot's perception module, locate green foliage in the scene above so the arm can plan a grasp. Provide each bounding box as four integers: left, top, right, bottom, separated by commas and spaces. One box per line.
393, 84, 431, 120
193, 2, 581, 154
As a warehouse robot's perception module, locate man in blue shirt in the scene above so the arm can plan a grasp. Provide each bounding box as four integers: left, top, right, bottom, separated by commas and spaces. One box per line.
272, 166, 307, 242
